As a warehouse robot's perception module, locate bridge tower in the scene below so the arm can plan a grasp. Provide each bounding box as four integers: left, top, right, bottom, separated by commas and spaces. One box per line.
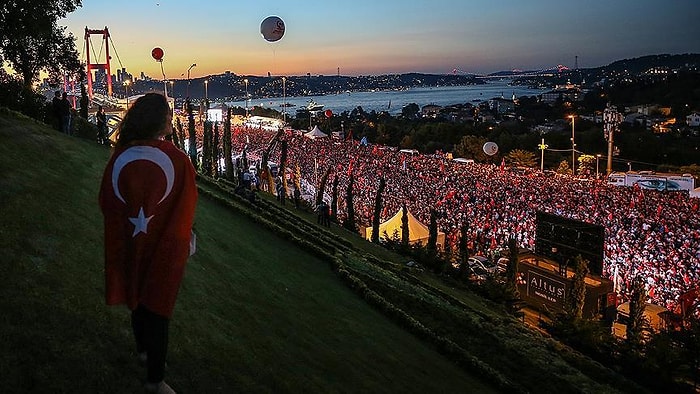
84, 26, 113, 99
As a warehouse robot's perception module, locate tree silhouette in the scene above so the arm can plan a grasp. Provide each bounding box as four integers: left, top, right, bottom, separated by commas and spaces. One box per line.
566, 255, 589, 320
344, 174, 356, 232
401, 204, 409, 246
371, 178, 385, 243
223, 109, 233, 180
427, 208, 438, 252
626, 275, 648, 348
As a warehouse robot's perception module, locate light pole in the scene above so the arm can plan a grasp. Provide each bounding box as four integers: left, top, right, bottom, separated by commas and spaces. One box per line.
282, 76, 286, 124
124, 79, 131, 108
204, 79, 208, 101
569, 115, 576, 176
244, 78, 249, 118
186, 63, 196, 98
596, 154, 602, 179
538, 138, 548, 172
169, 80, 174, 98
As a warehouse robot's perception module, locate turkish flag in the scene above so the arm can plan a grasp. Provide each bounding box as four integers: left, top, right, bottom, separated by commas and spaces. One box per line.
99, 140, 197, 318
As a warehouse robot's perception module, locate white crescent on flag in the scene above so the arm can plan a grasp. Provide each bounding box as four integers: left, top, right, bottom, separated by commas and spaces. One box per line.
112, 146, 175, 205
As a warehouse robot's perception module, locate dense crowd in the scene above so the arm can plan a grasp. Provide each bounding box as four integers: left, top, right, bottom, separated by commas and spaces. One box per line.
198, 122, 699, 313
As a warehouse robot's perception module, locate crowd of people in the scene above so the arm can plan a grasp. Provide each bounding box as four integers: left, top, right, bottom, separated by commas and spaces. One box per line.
181, 119, 699, 313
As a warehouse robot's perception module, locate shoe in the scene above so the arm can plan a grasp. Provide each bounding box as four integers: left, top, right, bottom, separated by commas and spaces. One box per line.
144, 381, 176, 394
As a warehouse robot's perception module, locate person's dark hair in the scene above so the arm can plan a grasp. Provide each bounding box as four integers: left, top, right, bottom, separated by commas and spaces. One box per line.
115, 93, 170, 148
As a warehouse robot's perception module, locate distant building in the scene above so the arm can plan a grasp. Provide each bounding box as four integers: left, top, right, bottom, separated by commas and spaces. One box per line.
421, 104, 442, 118
541, 83, 584, 104
687, 112, 700, 127
489, 97, 515, 114
626, 104, 671, 116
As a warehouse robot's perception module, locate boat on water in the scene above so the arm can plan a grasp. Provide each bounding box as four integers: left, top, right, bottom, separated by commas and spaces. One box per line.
296, 99, 324, 113
279, 102, 296, 107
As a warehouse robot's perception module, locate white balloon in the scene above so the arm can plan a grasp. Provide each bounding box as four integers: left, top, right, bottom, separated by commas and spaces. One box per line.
260, 16, 285, 42
483, 142, 499, 156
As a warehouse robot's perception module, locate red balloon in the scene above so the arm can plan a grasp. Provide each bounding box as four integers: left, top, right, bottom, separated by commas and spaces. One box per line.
324, 109, 333, 118
151, 47, 164, 61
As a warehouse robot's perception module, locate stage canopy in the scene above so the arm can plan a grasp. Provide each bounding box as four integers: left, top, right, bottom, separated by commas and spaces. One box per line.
365, 209, 445, 248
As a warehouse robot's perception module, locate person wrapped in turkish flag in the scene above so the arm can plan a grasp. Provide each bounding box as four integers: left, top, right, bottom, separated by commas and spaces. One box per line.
99, 93, 197, 393
100, 138, 197, 317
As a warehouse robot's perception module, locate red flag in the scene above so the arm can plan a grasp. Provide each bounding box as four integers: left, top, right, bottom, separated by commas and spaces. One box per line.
99, 140, 198, 318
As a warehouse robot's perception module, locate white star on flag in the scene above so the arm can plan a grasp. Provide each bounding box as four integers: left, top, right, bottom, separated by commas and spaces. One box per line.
129, 207, 154, 237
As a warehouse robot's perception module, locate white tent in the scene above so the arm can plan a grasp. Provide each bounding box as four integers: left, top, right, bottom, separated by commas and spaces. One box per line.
691, 187, 700, 199
365, 209, 445, 248
305, 125, 328, 139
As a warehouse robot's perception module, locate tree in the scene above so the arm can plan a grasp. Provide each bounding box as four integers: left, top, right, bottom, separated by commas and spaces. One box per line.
454, 135, 488, 162
504, 235, 524, 317
505, 149, 537, 168
401, 103, 419, 119
223, 109, 233, 180
212, 121, 220, 177
556, 160, 571, 175
626, 275, 648, 348
79, 83, 88, 119
280, 140, 288, 198
315, 168, 331, 207
202, 121, 212, 176
458, 222, 469, 267
0, 0, 83, 89
331, 175, 338, 222
504, 235, 520, 299
566, 255, 589, 320
427, 208, 438, 252
577, 154, 595, 177
187, 100, 197, 168
370, 177, 385, 243
401, 204, 409, 246
344, 174, 356, 232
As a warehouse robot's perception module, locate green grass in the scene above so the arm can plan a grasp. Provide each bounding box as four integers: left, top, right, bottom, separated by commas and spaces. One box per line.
0, 110, 495, 393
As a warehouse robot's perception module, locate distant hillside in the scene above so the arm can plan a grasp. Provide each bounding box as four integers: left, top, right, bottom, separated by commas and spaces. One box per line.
595, 53, 700, 74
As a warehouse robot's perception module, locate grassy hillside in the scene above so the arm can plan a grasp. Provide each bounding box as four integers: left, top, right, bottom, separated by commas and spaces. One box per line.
0, 109, 495, 393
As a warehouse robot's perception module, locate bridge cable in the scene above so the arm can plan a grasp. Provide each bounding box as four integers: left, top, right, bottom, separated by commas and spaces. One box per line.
108, 36, 125, 70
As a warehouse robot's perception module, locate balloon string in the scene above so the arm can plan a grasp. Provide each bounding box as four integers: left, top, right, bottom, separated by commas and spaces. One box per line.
160, 61, 167, 80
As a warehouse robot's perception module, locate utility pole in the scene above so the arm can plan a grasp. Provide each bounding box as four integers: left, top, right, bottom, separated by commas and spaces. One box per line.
538, 138, 548, 171
569, 115, 576, 176
603, 104, 623, 176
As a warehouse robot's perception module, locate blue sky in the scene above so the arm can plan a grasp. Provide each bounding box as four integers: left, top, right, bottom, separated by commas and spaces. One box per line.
61, 0, 699, 78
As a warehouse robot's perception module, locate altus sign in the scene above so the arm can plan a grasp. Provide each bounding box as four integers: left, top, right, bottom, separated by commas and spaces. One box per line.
527, 271, 566, 306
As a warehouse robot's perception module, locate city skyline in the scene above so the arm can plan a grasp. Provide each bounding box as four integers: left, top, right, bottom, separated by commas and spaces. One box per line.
61, 0, 700, 79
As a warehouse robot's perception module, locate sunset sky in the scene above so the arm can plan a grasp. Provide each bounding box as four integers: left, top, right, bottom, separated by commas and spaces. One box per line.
61, 0, 699, 79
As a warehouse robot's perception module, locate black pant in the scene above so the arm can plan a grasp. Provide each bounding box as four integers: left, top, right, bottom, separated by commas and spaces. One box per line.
131, 304, 169, 383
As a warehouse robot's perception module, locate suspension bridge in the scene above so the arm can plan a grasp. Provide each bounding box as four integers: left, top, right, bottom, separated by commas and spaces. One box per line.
452, 64, 571, 79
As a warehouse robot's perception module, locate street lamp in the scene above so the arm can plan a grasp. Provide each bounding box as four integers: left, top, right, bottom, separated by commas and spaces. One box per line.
596, 154, 602, 179
169, 80, 174, 98
204, 79, 208, 101
124, 79, 131, 108
186, 63, 196, 98
538, 138, 548, 172
282, 76, 286, 124
243, 78, 249, 117
569, 115, 576, 176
